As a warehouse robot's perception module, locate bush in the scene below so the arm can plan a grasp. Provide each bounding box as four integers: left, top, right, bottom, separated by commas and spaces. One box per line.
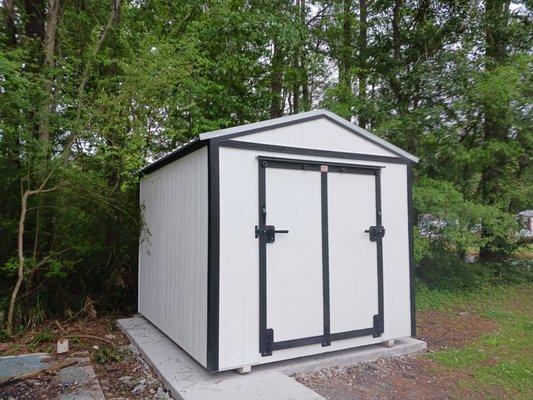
418, 246, 494, 291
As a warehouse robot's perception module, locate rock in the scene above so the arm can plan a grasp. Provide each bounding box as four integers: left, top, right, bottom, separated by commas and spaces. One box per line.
155, 387, 171, 399
105, 334, 116, 340
132, 378, 154, 394
132, 382, 146, 394
118, 375, 132, 384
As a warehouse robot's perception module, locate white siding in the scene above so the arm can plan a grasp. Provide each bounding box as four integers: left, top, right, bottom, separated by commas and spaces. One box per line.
234, 118, 397, 158
138, 147, 208, 367
218, 146, 411, 371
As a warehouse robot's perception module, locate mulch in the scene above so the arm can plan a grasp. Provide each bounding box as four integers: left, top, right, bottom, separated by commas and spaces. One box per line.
0, 316, 173, 400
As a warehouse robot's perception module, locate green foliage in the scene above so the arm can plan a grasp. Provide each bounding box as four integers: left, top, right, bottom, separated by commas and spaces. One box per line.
92, 346, 123, 364
414, 178, 519, 260
418, 253, 494, 292
31, 328, 55, 345
0, 0, 531, 329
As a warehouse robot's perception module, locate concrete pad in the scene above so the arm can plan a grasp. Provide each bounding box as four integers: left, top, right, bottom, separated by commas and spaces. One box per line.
57, 357, 105, 400
118, 317, 427, 400
0, 353, 51, 379
0, 354, 105, 399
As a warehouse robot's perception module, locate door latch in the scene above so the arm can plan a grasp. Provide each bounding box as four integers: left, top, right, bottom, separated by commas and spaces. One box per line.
365, 226, 385, 242
255, 225, 289, 243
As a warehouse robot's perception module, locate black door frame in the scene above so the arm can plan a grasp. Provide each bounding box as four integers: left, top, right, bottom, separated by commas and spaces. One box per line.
257, 156, 385, 356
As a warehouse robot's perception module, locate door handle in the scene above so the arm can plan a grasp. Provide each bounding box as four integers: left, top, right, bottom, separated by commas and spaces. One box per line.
255, 226, 289, 243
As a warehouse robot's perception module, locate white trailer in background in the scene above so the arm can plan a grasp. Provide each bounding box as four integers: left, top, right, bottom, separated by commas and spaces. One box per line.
138, 109, 419, 373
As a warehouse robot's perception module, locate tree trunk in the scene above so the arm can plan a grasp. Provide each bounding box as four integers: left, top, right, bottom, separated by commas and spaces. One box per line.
6, 178, 57, 336
357, 0, 368, 129
23, 0, 46, 39
269, 39, 284, 118
300, 0, 310, 111
3, 0, 17, 46
338, 0, 352, 90
6, 191, 29, 336
76, 0, 122, 120
38, 0, 60, 143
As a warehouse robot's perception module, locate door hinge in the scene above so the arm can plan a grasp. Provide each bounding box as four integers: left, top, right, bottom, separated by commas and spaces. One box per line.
322, 323, 331, 347
365, 226, 385, 242
255, 225, 289, 243
373, 314, 384, 337
262, 328, 274, 356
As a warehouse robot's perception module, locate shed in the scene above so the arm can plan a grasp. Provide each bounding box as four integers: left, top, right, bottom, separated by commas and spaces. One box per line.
138, 109, 419, 373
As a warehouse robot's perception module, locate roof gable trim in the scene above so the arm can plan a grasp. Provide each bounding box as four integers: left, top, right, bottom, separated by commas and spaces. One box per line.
200, 109, 418, 163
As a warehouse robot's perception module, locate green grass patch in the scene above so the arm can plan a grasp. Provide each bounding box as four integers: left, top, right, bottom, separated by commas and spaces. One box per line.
422, 283, 533, 399
433, 347, 489, 367
92, 345, 123, 364
416, 282, 521, 312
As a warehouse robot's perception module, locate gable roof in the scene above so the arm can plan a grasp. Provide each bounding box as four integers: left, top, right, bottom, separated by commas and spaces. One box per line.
140, 109, 418, 175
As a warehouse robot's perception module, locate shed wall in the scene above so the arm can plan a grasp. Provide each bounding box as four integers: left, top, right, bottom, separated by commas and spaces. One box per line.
233, 118, 398, 158
218, 146, 411, 371
139, 147, 208, 367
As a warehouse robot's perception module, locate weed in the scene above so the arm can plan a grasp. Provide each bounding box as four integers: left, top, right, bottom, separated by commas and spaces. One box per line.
31, 328, 55, 345
0, 330, 10, 342
92, 345, 122, 364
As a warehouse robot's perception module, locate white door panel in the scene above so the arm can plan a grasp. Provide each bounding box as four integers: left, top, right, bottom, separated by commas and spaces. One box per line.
265, 168, 323, 342
328, 173, 378, 333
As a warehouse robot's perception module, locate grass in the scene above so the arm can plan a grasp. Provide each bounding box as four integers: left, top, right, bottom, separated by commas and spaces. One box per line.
92, 345, 123, 364
419, 282, 533, 399
416, 282, 523, 312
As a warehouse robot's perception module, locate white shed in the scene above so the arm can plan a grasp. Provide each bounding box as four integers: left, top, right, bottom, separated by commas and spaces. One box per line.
138, 109, 419, 373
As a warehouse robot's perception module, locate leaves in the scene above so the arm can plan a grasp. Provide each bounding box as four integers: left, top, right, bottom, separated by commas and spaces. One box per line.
0, 0, 530, 327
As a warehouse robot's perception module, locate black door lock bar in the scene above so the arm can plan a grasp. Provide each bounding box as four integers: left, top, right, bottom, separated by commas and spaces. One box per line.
255, 225, 289, 243
365, 225, 385, 242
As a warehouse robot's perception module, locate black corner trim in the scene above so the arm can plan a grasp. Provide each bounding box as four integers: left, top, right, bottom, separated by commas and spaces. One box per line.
206, 141, 220, 372
321, 172, 331, 347
258, 161, 268, 356
407, 164, 417, 337
375, 171, 385, 338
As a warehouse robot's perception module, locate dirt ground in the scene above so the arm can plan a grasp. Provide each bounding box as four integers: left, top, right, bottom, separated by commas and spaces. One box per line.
0, 316, 174, 400
294, 308, 503, 400
416, 309, 497, 350
1, 287, 528, 399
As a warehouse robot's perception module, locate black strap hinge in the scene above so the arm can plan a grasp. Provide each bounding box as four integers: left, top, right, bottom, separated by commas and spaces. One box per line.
373, 314, 384, 337
262, 328, 273, 356
322, 323, 331, 347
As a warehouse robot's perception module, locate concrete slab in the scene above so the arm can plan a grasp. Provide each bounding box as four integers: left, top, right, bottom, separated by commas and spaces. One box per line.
0, 353, 51, 379
118, 317, 427, 400
0, 354, 105, 399
57, 358, 105, 400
